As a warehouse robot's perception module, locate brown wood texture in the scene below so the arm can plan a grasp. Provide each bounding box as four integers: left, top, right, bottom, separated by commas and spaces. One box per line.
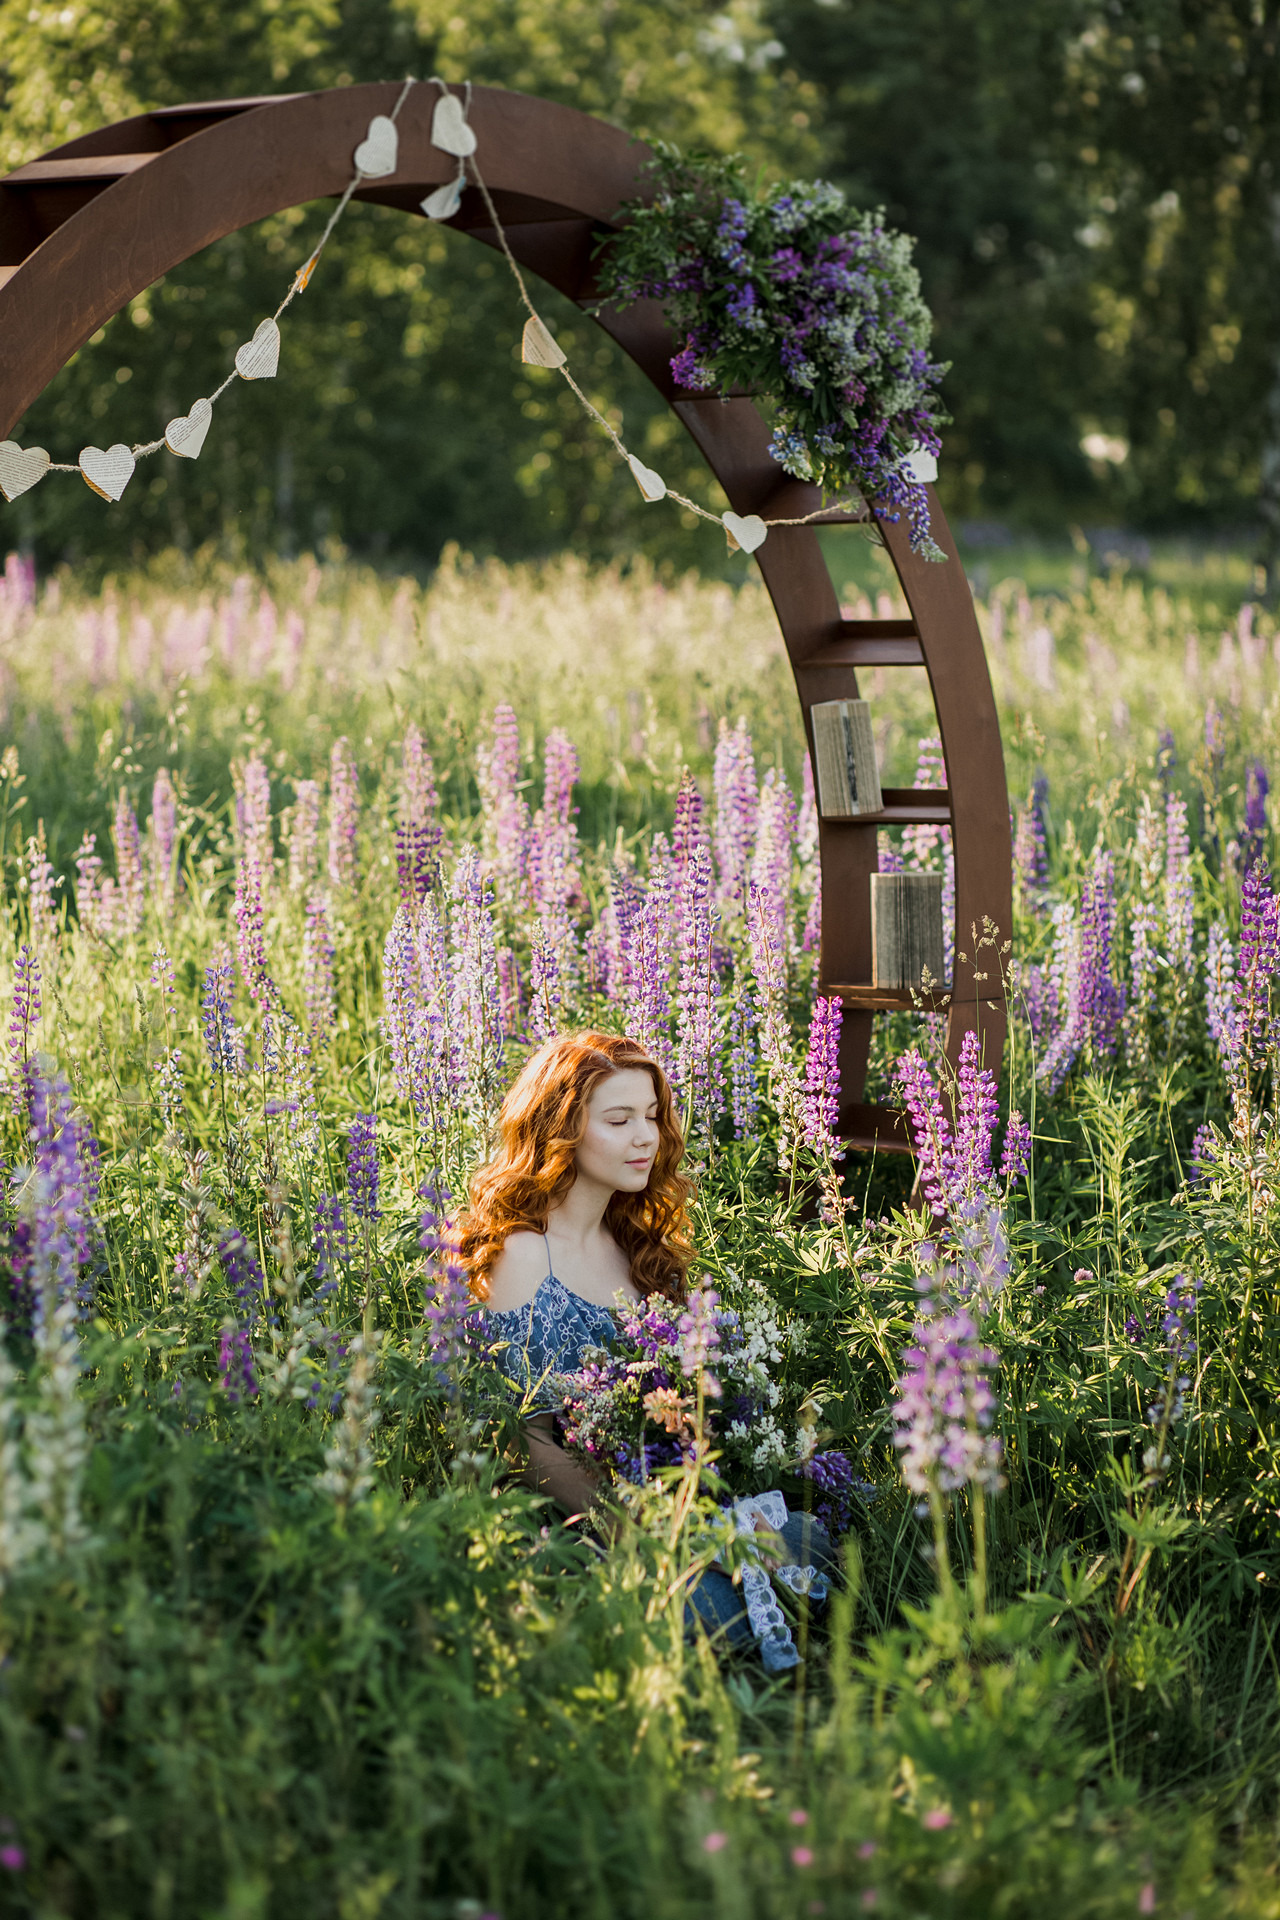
0, 82, 1012, 1152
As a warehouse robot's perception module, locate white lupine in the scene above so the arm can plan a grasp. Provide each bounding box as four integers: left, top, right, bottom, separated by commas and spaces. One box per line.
0, 1342, 41, 1589
317, 1336, 380, 1511
25, 1282, 90, 1558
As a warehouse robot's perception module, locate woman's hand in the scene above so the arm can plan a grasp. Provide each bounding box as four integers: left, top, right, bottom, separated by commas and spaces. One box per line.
521, 1412, 626, 1544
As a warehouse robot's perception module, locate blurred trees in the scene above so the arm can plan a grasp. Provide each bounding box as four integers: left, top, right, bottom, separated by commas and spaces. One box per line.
1, 0, 1278, 572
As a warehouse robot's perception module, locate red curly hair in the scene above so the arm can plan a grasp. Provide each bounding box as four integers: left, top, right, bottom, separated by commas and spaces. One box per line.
459, 1030, 692, 1303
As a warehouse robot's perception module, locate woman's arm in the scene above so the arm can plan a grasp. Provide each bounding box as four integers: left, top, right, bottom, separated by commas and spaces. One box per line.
520, 1412, 621, 1538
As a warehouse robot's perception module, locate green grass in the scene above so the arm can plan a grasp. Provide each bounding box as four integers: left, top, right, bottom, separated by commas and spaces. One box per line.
0, 545, 1278, 1918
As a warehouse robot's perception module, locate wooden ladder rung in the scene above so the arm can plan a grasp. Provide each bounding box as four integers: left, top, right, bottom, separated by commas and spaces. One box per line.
821, 787, 952, 826
837, 1102, 913, 1153
799, 619, 923, 669
828, 983, 954, 1013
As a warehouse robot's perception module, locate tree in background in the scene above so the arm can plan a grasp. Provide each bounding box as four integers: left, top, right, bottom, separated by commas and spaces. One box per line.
0, 0, 820, 574
778, 0, 1280, 579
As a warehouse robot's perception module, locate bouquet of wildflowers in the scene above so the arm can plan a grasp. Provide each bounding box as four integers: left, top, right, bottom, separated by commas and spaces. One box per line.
598, 149, 948, 557
556, 1278, 865, 1534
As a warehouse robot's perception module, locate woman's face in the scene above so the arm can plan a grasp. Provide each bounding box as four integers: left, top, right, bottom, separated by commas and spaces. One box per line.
575, 1068, 661, 1194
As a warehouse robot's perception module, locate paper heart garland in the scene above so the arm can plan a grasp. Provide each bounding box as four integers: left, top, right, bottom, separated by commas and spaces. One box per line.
722, 511, 768, 554
521, 316, 566, 368
902, 445, 938, 483
235, 318, 281, 381
0, 441, 50, 502
431, 92, 476, 157
353, 114, 398, 178
420, 176, 463, 222
79, 444, 136, 502
627, 455, 667, 503
165, 397, 213, 460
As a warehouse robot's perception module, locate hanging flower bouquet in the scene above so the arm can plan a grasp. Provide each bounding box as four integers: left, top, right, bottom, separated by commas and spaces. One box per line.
598, 149, 949, 558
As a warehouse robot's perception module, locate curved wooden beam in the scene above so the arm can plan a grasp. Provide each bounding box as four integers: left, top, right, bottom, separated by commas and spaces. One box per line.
0, 82, 1011, 1146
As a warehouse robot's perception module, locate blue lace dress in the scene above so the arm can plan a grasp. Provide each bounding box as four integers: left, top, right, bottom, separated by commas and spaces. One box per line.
482, 1241, 834, 1672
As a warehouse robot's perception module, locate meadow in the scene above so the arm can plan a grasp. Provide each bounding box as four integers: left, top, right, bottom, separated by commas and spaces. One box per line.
0, 537, 1278, 1920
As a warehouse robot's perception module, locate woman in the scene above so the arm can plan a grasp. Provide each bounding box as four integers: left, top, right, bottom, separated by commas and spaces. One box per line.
461, 1030, 834, 1666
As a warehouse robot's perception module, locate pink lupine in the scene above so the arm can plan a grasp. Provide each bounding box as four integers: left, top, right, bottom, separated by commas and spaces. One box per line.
476, 704, 530, 901
112, 791, 145, 936
328, 738, 360, 892
713, 717, 758, 913
396, 724, 442, 909
148, 767, 178, 916
286, 779, 322, 892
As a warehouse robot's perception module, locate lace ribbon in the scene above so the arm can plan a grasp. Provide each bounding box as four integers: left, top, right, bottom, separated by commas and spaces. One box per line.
722, 1492, 830, 1674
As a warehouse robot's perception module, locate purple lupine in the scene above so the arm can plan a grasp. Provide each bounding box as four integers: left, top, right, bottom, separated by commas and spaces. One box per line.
396, 724, 442, 909
23, 831, 59, 952
420, 1177, 475, 1396
678, 1283, 723, 1398
1204, 702, 1226, 789
314, 1194, 349, 1286
529, 925, 563, 1043
112, 790, 145, 935
749, 769, 797, 953
1152, 1275, 1203, 1427
672, 768, 709, 894
893, 1048, 952, 1219
201, 954, 243, 1078
449, 848, 505, 1123
801, 994, 843, 1159
1038, 901, 1083, 1091
727, 975, 760, 1140
381, 906, 422, 1105
233, 833, 274, 1008
327, 738, 360, 892
1205, 920, 1236, 1060
1226, 859, 1280, 1077
1157, 729, 1177, 782
951, 1029, 999, 1196
798, 754, 822, 954
303, 887, 336, 1041
286, 778, 322, 892
218, 1228, 268, 1317
148, 768, 178, 916
747, 879, 802, 1157
676, 843, 723, 1140
148, 944, 184, 1131
1012, 774, 1050, 915
218, 1324, 259, 1405
713, 718, 758, 914
1189, 1123, 1217, 1185
73, 833, 114, 939
1000, 1111, 1032, 1188
796, 1450, 871, 1536
1164, 795, 1194, 975
497, 945, 524, 1037
237, 754, 274, 903
11, 1066, 101, 1321
1079, 851, 1124, 1056
8, 943, 39, 1118
1243, 760, 1269, 872
347, 1113, 380, 1222
475, 704, 530, 904
892, 1223, 1005, 1497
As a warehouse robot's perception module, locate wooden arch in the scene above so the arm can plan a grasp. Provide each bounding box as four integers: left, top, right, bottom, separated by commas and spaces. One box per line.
0, 82, 1010, 1149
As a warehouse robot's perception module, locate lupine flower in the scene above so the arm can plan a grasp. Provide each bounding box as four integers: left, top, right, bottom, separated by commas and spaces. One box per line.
1038, 902, 1084, 1091
747, 880, 802, 1160
301, 887, 336, 1041
25, 1278, 91, 1556
496, 946, 524, 1037
396, 724, 442, 908
286, 778, 322, 892
1243, 760, 1269, 873
236, 754, 274, 900
11, 1068, 101, 1322
233, 830, 275, 1007
218, 1323, 259, 1404
8, 943, 40, 1117
676, 844, 723, 1140
22, 828, 59, 953
529, 923, 564, 1043
314, 1194, 349, 1285
749, 770, 797, 951
476, 704, 530, 903
1226, 860, 1280, 1078
347, 1113, 380, 1222
112, 789, 145, 935
218, 1229, 268, 1319
1151, 1275, 1203, 1428
317, 1335, 380, 1508
727, 974, 760, 1140
801, 994, 843, 1158
73, 833, 113, 939
201, 954, 243, 1078
713, 718, 758, 914
678, 1284, 724, 1397
529, 729, 581, 914
148, 945, 184, 1132
148, 767, 179, 916
1012, 774, 1050, 915
421, 1179, 475, 1395
1079, 850, 1125, 1055
1189, 1123, 1216, 1185
327, 738, 360, 892
894, 1032, 999, 1220
1205, 920, 1236, 1060
893, 1219, 1006, 1496
1000, 1111, 1031, 1187
796, 1449, 872, 1535
1164, 795, 1195, 975
450, 848, 505, 1126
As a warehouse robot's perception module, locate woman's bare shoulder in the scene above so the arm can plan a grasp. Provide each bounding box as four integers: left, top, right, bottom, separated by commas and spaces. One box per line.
482, 1230, 551, 1315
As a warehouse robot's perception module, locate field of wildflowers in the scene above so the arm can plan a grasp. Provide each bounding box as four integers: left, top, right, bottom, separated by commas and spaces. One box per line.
0, 543, 1278, 1918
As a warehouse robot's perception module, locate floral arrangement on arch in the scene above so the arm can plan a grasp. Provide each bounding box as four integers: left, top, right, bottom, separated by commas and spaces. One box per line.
598, 149, 949, 558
